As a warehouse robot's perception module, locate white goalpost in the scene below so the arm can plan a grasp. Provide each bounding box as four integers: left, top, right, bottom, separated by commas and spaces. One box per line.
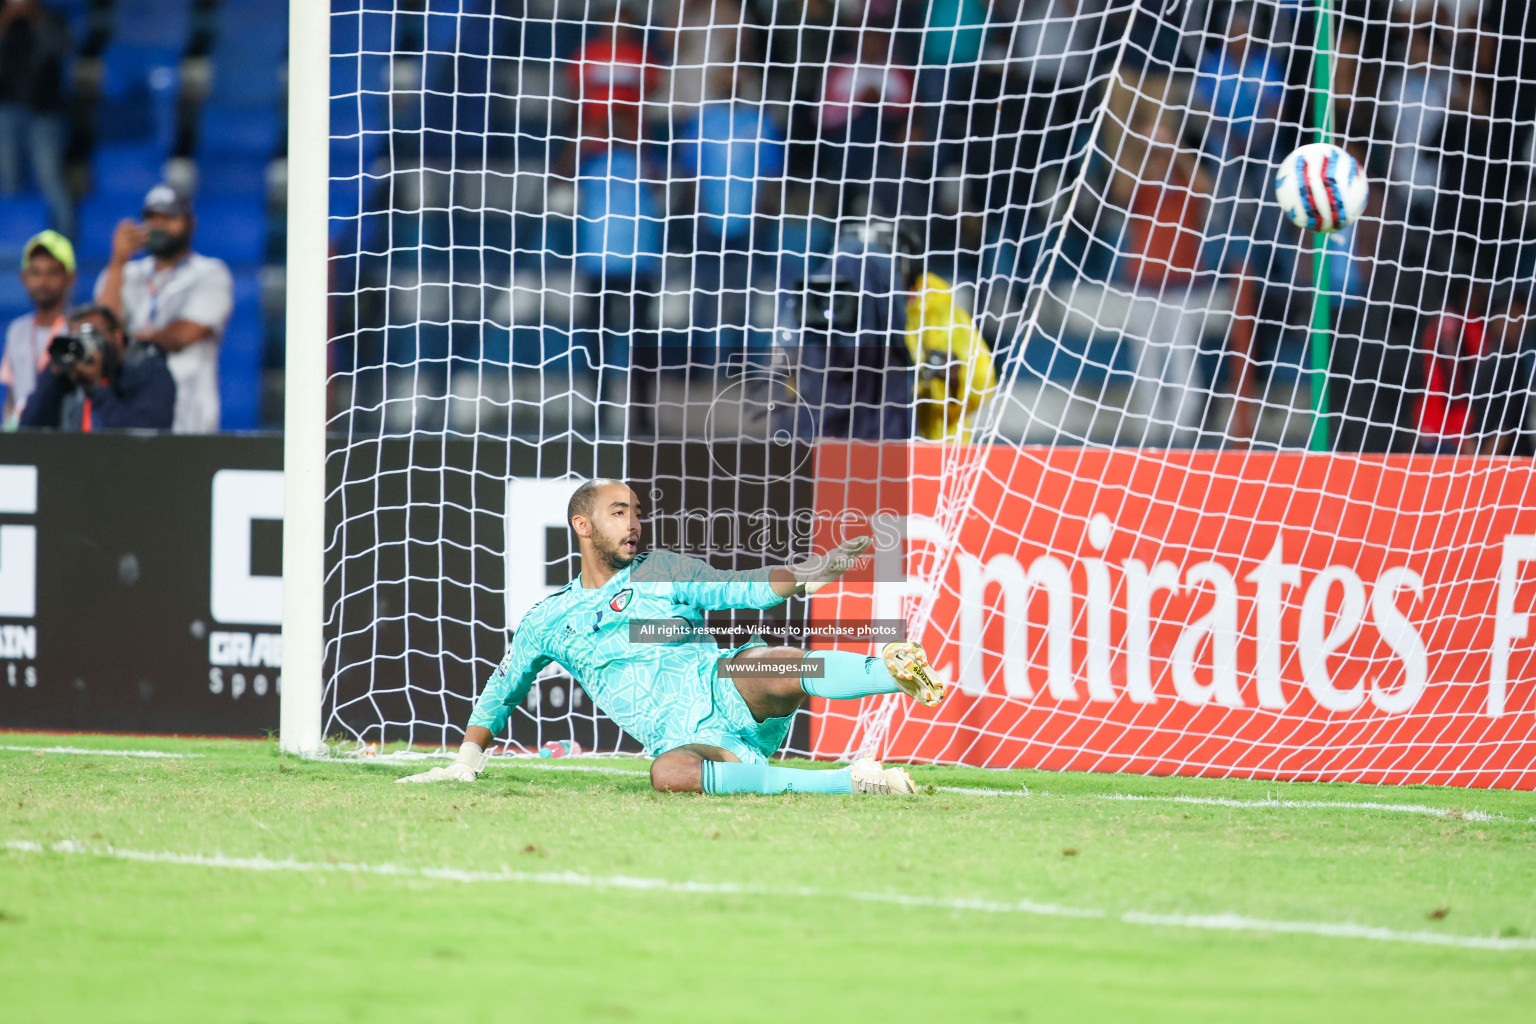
280, 0, 330, 756
284, 1, 1536, 788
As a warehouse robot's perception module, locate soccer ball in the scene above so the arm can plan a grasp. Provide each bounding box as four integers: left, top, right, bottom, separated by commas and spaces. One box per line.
1274, 142, 1369, 233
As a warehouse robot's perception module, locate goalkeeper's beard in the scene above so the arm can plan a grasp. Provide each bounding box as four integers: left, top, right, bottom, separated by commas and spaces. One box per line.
592, 531, 639, 572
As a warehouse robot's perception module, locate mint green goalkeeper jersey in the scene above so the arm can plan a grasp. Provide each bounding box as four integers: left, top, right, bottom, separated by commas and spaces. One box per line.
469, 550, 786, 755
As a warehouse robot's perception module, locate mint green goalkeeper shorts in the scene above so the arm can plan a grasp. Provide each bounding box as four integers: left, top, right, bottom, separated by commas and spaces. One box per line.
654, 639, 795, 765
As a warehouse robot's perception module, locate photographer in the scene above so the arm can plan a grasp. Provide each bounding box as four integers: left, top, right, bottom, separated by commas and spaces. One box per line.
774, 222, 915, 441
18, 303, 175, 431
773, 219, 995, 442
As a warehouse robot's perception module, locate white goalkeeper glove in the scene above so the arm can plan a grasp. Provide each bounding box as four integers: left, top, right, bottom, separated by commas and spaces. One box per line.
790, 536, 873, 596
396, 741, 488, 783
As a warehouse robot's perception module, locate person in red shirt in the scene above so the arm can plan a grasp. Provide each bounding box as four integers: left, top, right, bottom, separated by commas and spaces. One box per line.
1412, 282, 1533, 456
1106, 116, 1221, 447
817, 25, 915, 214
1414, 298, 1485, 455
1470, 286, 1535, 457
568, 10, 662, 152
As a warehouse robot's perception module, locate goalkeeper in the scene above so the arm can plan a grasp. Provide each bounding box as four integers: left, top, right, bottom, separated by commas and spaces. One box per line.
399, 479, 946, 795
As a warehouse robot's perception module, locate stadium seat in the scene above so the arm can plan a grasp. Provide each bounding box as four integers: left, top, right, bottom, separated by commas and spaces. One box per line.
424, 1, 494, 57
97, 45, 180, 144
76, 194, 134, 262
232, 270, 264, 310
0, 274, 31, 325
208, 0, 287, 109
72, 258, 107, 304
219, 295, 265, 430
196, 154, 270, 198
91, 141, 167, 201
192, 198, 269, 268
113, 0, 192, 50
212, 3, 288, 61
100, 45, 181, 101
198, 105, 281, 158
206, 56, 284, 110
0, 197, 52, 259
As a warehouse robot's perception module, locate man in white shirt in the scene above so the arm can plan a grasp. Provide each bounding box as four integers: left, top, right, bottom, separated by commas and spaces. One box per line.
95, 183, 233, 433
1, 229, 73, 428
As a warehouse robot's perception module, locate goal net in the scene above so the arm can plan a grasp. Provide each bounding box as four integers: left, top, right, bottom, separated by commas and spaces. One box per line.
319, 1, 1536, 786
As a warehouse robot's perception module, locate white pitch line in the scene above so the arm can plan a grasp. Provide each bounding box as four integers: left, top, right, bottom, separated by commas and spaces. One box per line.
500, 762, 648, 776
0, 745, 202, 759
1116, 910, 1533, 951
1099, 793, 1505, 822
24, 747, 1505, 824
432, 765, 1522, 821
6, 838, 1531, 952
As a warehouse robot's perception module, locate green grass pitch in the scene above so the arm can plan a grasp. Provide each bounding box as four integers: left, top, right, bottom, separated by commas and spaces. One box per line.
3, 733, 1535, 1022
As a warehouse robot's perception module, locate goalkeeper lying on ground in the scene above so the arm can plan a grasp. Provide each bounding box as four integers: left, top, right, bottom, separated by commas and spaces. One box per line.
399, 478, 946, 795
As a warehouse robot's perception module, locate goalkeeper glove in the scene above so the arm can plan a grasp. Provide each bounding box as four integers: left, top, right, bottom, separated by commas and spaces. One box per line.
396, 741, 488, 783
790, 535, 873, 596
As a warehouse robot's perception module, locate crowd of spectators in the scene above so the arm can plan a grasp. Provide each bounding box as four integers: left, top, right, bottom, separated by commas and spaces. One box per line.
0, 0, 239, 434
1, 182, 233, 432
408, 0, 1522, 450
3, 0, 1529, 450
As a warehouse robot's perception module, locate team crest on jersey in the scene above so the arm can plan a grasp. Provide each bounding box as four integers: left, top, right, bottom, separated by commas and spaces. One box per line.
609, 589, 633, 613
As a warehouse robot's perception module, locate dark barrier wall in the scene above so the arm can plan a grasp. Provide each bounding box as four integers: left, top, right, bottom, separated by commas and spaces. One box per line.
0, 434, 815, 745
0, 434, 283, 735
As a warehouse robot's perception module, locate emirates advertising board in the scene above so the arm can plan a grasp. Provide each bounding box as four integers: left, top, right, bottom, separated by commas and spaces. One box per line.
808, 444, 1536, 789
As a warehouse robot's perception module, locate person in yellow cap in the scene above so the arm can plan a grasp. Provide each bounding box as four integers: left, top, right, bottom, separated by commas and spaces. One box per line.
1, 229, 74, 428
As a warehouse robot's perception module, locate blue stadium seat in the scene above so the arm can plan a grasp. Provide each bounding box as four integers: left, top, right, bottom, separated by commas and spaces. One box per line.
0, 274, 31, 325
101, 45, 180, 101
0, 197, 51, 258
91, 141, 167, 200
231, 270, 263, 309
73, 259, 107, 304
328, 130, 386, 234
113, 0, 192, 50
212, 3, 288, 64
219, 294, 265, 430
206, 51, 284, 110
77, 194, 135, 262
192, 198, 268, 268
208, 0, 286, 109
98, 46, 180, 144
53, 0, 94, 45
197, 154, 270, 199
198, 104, 281, 157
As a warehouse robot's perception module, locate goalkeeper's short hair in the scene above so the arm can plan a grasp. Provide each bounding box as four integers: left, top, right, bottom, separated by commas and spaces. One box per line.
567, 477, 625, 529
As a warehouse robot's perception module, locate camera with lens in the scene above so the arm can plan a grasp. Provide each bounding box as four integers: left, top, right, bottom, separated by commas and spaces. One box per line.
48, 322, 102, 371
919, 346, 951, 385
792, 277, 864, 342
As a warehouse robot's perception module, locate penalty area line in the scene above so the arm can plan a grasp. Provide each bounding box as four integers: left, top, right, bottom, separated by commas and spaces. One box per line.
462, 765, 1520, 822
0, 745, 203, 759
1098, 793, 1506, 823
5, 838, 1531, 952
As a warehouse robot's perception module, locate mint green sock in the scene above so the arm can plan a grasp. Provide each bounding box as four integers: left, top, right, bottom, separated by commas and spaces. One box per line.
799, 651, 900, 700
701, 761, 853, 795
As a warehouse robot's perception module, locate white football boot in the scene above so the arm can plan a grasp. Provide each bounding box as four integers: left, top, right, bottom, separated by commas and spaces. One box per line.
881, 641, 946, 707
849, 757, 918, 795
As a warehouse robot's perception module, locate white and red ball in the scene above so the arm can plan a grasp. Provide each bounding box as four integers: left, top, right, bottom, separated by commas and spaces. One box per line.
1274, 142, 1369, 233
